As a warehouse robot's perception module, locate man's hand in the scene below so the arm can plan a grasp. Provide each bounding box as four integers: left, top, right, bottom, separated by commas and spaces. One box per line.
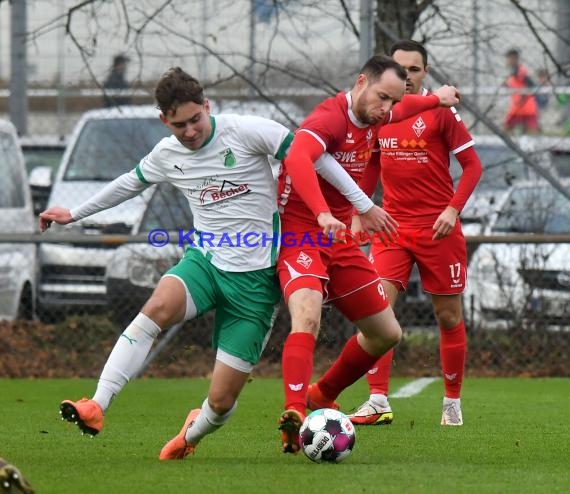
39, 207, 73, 232
433, 85, 461, 107
432, 205, 459, 240
317, 212, 346, 240
359, 205, 399, 240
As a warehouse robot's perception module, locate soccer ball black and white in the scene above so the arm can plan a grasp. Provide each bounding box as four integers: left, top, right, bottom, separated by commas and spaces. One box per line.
299, 408, 356, 463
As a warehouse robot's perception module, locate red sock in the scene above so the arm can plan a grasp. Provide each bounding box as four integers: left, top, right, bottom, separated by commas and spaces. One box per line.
440, 321, 467, 399
366, 349, 393, 396
282, 332, 316, 414
318, 335, 379, 401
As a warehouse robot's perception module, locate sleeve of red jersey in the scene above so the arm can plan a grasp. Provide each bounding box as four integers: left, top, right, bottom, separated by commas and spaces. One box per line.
439, 107, 483, 212
387, 93, 440, 123
450, 146, 482, 212
282, 131, 331, 218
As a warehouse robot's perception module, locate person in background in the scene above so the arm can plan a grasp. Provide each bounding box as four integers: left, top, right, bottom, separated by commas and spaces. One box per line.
103, 54, 132, 107
346, 40, 482, 427
503, 48, 539, 134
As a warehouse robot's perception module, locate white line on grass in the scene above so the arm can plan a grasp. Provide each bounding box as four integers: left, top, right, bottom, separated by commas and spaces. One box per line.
391, 377, 439, 398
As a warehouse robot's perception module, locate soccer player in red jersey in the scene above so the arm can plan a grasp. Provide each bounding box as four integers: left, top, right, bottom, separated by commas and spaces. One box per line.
347, 40, 483, 427
276, 54, 462, 453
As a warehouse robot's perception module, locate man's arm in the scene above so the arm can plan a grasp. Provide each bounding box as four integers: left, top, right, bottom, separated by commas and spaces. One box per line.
432, 146, 483, 240
282, 131, 346, 234
314, 153, 374, 214
317, 150, 397, 237
39, 171, 148, 231
387, 86, 460, 123
448, 146, 483, 213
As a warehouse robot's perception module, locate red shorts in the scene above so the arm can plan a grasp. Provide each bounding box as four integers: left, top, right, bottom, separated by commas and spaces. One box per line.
369, 221, 467, 295
504, 113, 539, 132
277, 234, 389, 321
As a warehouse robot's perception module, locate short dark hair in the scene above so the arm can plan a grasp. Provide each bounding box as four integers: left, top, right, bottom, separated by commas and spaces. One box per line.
359, 54, 406, 83
154, 67, 204, 116
390, 40, 428, 67
505, 48, 520, 58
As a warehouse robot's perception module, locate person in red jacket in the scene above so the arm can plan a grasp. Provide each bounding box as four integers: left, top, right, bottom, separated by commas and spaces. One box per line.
503, 48, 539, 134
346, 40, 482, 427
276, 53, 461, 453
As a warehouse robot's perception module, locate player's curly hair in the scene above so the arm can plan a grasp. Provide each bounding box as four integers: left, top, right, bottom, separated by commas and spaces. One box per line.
155, 67, 204, 116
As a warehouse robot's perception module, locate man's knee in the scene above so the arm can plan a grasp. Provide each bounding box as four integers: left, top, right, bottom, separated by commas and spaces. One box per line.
358, 310, 402, 347
433, 302, 462, 329
287, 288, 323, 336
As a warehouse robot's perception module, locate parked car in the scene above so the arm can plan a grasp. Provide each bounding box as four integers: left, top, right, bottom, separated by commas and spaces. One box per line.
37, 105, 170, 321
105, 183, 193, 325
463, 179, 570, 330
0, 120, 37, 320
20, 135, 67, 215
451, 134, 568, 235
19, 134, 66, 174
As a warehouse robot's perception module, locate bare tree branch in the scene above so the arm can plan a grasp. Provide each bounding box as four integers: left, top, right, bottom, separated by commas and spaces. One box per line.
509, 0, 569, 77
338, 0, 359, 38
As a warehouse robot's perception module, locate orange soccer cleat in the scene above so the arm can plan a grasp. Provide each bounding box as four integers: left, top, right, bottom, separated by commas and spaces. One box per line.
306, 383, 340, 412
59, 398, 104, 436
159, 408, 201, 460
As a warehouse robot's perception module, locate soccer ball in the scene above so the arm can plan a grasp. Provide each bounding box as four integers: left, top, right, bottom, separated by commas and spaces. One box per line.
299, 408, 356, 463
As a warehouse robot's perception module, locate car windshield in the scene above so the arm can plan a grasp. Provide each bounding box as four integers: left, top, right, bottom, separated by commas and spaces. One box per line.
492, 185, 570, 234
451, 144, 528, 190
139, 184, 193, 233
64, 118, 170, 181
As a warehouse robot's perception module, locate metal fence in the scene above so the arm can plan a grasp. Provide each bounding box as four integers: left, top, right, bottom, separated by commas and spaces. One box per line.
0, 232, 568, 378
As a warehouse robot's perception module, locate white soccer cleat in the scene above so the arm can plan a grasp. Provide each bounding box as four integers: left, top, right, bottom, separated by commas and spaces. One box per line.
441, 398, 463, 426
348, 399, 393, 425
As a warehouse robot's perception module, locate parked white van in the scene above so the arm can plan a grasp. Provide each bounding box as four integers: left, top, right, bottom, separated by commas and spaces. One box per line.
37, 105, 170, 320
0, 119, 36, 320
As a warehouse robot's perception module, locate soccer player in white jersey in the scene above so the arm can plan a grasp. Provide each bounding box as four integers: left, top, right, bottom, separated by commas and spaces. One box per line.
39, 67, 375, 460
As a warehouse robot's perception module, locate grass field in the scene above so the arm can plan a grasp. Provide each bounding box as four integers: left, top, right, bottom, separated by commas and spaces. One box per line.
1, 377, 568, 493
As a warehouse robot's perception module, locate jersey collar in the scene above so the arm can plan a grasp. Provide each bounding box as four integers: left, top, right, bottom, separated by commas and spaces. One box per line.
199, 116, 216, 149
345, 92, 369, 129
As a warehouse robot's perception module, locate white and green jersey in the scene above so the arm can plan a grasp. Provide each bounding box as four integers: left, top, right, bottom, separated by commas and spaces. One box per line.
135, 114, 292, 272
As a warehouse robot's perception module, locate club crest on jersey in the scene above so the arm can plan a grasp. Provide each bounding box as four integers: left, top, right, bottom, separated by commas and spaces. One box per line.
296, 251, 313, 269
412, 116, 427, 138
221, 148, 237, 168
366, 128, 374, 141
345, 132, 355, 144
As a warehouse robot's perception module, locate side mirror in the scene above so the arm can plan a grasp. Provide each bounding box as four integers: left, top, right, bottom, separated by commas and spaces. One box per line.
29, 166, 53, 215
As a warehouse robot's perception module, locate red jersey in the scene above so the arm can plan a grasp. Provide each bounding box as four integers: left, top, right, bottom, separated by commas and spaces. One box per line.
506, 64, 538, 118
279, 92, 378, 229
378, 90, 474, 227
